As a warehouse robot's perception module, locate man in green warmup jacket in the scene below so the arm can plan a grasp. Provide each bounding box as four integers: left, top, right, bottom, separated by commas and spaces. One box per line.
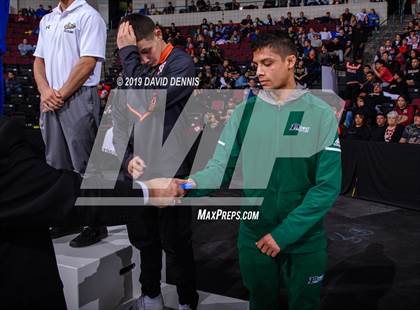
182, 32, 342, 310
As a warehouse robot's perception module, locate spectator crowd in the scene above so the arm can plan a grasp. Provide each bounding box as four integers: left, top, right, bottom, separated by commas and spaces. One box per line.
135, 0, 385, 15
161, 8, 382, 91
148, 7, 386, 131
340, 11, 420, 144
4, 4, 419, 144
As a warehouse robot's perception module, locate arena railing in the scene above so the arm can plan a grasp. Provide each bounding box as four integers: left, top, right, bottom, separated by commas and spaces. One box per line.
136, 0, 385, 15
109, 0, 387, 29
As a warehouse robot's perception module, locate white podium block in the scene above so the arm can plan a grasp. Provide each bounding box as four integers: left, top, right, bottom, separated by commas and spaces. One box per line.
53, 226, 142, 310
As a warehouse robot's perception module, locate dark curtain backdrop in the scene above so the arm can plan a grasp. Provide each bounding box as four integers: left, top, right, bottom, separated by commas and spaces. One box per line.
340, 140, 420, 211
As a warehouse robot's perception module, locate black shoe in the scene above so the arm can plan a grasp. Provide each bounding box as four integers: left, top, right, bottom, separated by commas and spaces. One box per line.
50, 226, 83, 239
69, 226, 108, 248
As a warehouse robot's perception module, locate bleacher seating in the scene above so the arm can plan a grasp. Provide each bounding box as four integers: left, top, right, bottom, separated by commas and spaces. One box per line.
3, 15, 39, 65
1, 11, 356, 128
3, 16, 41, 127
106, 19, 338, 87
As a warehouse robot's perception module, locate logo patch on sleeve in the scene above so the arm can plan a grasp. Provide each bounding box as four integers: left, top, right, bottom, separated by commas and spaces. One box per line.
325, 137, 341, 152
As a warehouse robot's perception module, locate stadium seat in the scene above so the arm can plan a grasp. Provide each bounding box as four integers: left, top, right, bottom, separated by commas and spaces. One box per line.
3, 103, 15, 115
19, 66, 34, 76
233, 90, 245, 102
408, 88, 420, 100
22, 85, 38, 95
211, 100, 224, 111
344, 100, 352, 109
26, 94, 40, 105
16, 104, 37, 118
9, 94, 26, 105
16, 75, 32, 85
411, 98, 420, 111
4, 64, 18, 73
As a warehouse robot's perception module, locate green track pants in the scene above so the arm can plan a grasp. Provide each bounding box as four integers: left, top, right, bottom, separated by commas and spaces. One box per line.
239, 245, 327, 310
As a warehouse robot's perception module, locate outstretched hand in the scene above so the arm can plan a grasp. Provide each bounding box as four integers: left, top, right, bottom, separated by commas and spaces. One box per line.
144, 178, 190, 208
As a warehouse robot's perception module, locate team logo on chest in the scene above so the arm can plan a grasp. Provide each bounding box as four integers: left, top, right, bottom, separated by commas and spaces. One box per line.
126, 94, 158, 122
289, 123, 310, 133
157, 61, 166, 75
63, 22, 76, 33
283, 111, 310, 136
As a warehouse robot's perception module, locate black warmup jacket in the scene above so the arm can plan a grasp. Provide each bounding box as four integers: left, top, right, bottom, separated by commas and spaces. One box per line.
113, 45, 196, 180
370, 126, 387, 142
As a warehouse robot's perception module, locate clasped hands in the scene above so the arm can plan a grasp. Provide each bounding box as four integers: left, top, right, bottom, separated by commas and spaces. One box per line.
129, 156, 191, 208
143, 177, 190, 208
40, 87, 65, 113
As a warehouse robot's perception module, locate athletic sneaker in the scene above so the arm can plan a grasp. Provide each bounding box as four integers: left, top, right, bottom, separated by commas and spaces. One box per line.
179, 304, 193, 310
132, 294, 164, 310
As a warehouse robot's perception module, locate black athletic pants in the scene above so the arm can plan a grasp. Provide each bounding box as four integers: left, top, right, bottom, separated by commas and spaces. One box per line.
127, 205, 199, 308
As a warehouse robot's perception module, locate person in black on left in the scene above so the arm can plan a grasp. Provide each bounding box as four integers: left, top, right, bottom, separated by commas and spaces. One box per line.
0, 116, 186, 310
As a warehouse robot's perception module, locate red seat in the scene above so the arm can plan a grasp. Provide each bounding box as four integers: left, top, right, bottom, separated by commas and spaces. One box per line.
344, 100, 352, 109
211, 100, 224, 111
411, 98, 420, 110
233, 90, 245, 102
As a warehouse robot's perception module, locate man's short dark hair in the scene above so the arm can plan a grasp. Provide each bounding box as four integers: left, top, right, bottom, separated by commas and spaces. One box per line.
251, 31, 297, 59
375, 59, 385, 66
120, 14, 156, 41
